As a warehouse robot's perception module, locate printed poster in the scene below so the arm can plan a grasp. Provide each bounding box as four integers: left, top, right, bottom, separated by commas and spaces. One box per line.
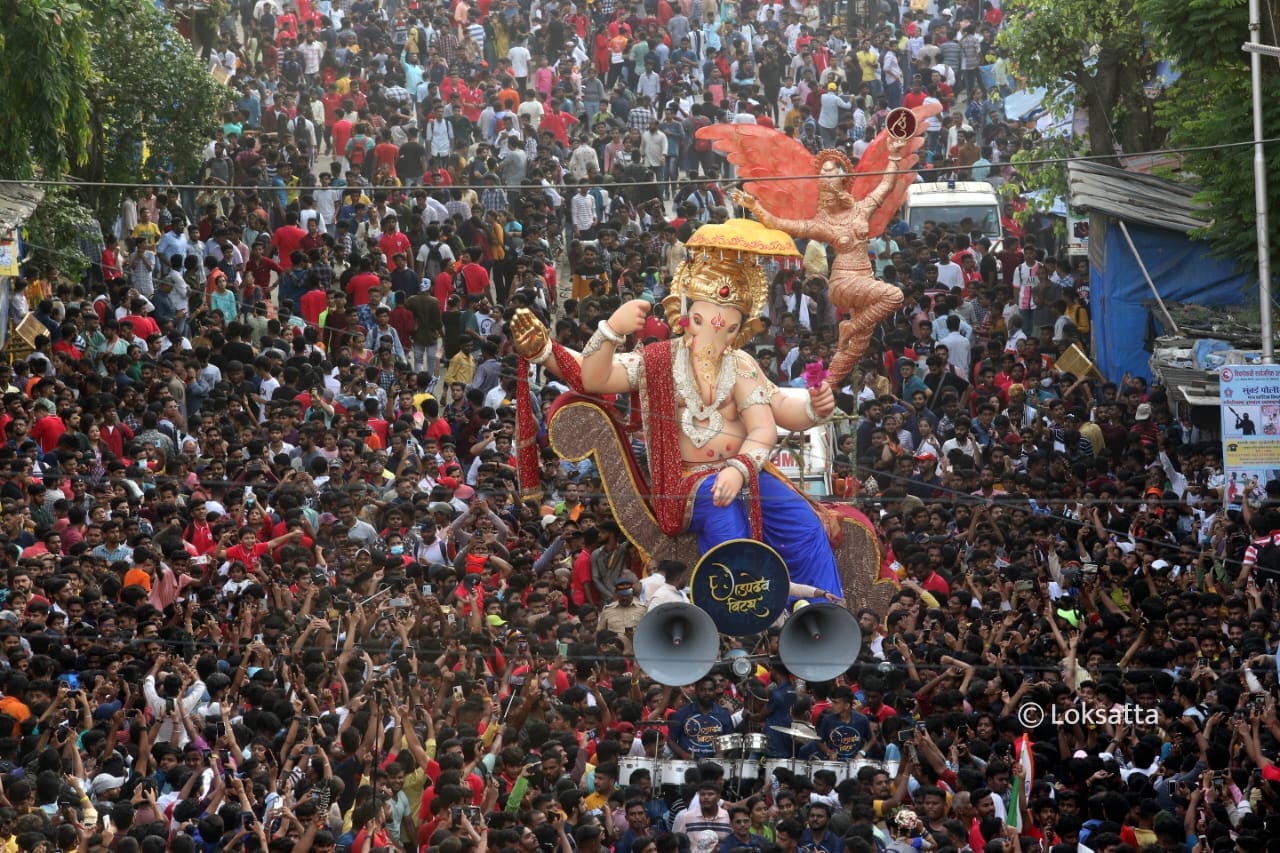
1220, 364, 1280, 505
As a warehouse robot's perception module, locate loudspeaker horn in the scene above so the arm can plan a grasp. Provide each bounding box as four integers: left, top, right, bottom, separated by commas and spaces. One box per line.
778, 602, 861, 683
634, 603, 720, 686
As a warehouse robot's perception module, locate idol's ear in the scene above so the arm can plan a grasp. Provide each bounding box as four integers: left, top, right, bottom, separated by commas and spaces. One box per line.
661, 294, 684, 337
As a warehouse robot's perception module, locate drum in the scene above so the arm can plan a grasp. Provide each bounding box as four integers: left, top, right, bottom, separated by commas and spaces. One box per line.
807, 760, 850, 784
763, 758, 805, 780
715, 734, 745, 757
741, 733, 769, 753
660, 760, 699, 788
734, 758, 763, 781
619, 757, 659, 788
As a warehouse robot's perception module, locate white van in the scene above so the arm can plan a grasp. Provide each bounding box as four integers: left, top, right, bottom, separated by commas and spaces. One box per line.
901, 181, 1003, 249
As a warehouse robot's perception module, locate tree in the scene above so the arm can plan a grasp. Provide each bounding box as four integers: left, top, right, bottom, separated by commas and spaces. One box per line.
996, 0, 1164, 223
0, 0, 229, 225
1140, 0, 1280, 272
74, 0, 231, 222
0, 0, 94, 181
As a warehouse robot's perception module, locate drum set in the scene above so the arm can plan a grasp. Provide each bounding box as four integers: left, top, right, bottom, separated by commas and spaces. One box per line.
617, 725, 897, 796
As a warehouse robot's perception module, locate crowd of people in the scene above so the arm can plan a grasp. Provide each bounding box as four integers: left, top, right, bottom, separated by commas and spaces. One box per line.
2, 0, 1279, 851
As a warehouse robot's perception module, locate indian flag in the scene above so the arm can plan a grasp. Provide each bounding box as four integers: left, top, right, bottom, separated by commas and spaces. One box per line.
1007, 734, 1034, 832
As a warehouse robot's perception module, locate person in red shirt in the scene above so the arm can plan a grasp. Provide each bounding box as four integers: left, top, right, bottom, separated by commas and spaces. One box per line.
905, 552, 950, 597
29, 400, 66, 454
243, 241, 283, 289
902, 75, 928, 110
271, 212, 308, 270
377, 214, 411, 261
459, 247, 491, 298
218, 525, 304, 572
102, 236, 124, 285
121, 299, 161, 338
184, 502, 217, 555
331, 108, 353, 160
300, 280, 328, 326
570, 527, 601, 608
300, 218, 326, 253
540, 100, 579, 146
372, 129, 399, 178
346, 256, 382, 306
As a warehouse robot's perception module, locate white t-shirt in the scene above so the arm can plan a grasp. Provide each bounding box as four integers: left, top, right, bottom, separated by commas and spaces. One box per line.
416, 240, 456, 271
508, 45, 531, 77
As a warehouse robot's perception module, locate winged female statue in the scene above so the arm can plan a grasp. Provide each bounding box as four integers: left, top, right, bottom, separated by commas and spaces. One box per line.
698, 103, 942, 387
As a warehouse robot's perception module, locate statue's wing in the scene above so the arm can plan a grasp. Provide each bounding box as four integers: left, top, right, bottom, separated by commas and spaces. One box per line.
851, 102, 943, 239
697, 124, 820, 221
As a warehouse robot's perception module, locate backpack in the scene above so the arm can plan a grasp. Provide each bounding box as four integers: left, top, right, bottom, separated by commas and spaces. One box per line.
289, 116, 312, 153
453, 264, 469, 299
348, 136, 368, 167
423, 240, 446, 281
1254, 537, 1280, 585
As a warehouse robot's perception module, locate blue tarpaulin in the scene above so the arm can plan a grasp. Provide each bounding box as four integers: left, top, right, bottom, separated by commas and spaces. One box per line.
1093, 222, 1251, 382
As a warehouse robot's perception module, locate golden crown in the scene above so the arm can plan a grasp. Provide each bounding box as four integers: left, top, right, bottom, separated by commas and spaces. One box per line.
670, 255, 764, 317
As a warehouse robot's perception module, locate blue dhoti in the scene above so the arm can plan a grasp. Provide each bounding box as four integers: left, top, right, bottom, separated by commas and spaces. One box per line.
687, 471, 842, 597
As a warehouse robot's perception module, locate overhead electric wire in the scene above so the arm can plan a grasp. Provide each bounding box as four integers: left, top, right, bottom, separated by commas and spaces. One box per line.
0, 135, 1275, 195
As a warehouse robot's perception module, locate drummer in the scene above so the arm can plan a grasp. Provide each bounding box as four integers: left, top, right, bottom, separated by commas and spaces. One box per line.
807, 685, 874, 761
668, 677, 736, 760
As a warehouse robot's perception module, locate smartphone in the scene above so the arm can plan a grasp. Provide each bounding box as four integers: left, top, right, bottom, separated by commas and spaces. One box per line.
451, 806, 462, 822
103, 814, 113, 833
303, 745, 318, 755
898, 730, 915, 743
309, 716, 320, 726
1198, 657, 1209, 668
216, 721, 227, 737
916, 722, 927, 733
1014, 579, 1035, 592
253, 633, 264, 644
422, 583, 433, 596
453, 685, 464, 700
556, 641, 569, 657
242, 813, 254, 828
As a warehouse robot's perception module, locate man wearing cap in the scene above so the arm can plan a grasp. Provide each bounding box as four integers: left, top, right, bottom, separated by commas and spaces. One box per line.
908, 451, 942, 500
598, 571, 646, 655
1131, 402, 1158, 447
818, 82, 849, 147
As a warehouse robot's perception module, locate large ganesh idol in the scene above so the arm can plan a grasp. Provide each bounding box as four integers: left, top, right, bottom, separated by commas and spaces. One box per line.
513, 221, 892, 604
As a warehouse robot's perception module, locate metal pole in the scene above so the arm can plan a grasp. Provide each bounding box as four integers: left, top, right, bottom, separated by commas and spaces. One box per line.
1118, 221, 1181, 336
1248, 0, 1275, 361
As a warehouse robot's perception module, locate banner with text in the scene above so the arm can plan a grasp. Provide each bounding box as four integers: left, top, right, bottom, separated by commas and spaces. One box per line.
1220, 365, 1280, 505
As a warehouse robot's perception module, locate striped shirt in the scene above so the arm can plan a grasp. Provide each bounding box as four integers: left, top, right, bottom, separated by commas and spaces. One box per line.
672, 806, 732, 840
1243, 531, 1280, 568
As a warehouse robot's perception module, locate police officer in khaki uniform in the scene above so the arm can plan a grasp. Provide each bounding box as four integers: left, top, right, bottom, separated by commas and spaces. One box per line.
598, 571, 646, 655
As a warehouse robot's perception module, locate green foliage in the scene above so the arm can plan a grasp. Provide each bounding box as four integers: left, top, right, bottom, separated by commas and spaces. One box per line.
0, 0, 230, 228
997, 0, 1147, 93
997, 0, 1160, 197
1140, 0, 1280, 274
0, 0, 95, 180
79, 0, 232, 220
21, 189, 96, 281
1008, 137, 1078, 236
